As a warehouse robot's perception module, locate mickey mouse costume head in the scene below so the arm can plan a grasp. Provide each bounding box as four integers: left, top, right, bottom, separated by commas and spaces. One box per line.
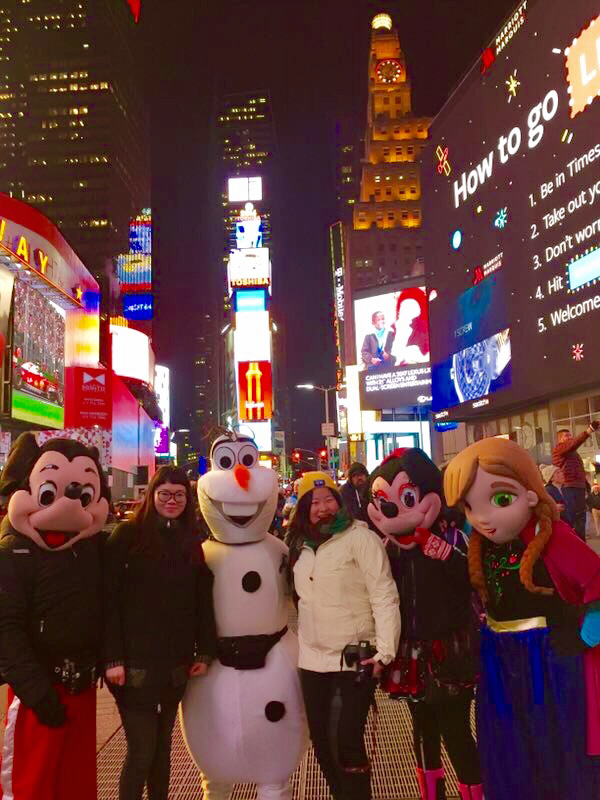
1, 432, 110, 550
368, 448, 443, 551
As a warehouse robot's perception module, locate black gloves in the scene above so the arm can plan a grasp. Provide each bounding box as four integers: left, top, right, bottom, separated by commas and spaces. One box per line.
32, 690, 67, 728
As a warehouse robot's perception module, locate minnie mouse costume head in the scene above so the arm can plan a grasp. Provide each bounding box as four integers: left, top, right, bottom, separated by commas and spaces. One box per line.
0, 432, 110, 550
368, 448, 442, 549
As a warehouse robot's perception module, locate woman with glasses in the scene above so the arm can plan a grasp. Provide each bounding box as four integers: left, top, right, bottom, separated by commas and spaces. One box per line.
104, 466, 217, 800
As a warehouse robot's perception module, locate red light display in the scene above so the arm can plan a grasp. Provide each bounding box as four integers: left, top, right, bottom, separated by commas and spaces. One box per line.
126, 0, 141, 23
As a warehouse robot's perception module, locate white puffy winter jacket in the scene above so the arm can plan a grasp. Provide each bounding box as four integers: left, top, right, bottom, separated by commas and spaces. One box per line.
293, 520, 401, 673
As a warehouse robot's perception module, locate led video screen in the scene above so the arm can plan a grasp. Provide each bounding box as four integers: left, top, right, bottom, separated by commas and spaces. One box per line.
354, 287, 432, 410
425, 0, 600, 421
12, 279, 65, 428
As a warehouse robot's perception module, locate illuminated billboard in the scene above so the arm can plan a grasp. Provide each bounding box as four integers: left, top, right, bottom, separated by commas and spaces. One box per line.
123, 293, 153, 320
12, 279, 65, 428
424, 0, 600, 420
129, 211, 151, 253
117, 254, 151, 292
234, 289, 267, 312
235, 204, 263, 249
228, 177, 263, 203
354, 286, 431, 409
234, 311, 271, 362
228, 248, 271, 294
111, 325, 153, 385
238, 360, 273, 421
154, 365, 170, 427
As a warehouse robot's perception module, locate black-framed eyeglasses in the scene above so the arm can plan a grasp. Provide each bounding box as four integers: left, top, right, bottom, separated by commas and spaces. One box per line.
156, 490, 187, 503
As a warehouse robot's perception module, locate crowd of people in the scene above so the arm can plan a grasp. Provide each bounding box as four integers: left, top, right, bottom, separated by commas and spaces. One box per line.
0, 428, 599, 800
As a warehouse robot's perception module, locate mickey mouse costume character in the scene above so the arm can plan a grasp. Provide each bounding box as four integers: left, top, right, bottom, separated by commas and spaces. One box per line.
367, 448, 482, 800
0, 433, 110, 800
445, 437, 600, 800
180, 432, 307, 800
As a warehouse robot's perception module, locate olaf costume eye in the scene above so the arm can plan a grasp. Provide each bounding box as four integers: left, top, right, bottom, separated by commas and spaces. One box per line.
213, 445, 236, 471
38, 482, 57, 507
238, 445, 258, 469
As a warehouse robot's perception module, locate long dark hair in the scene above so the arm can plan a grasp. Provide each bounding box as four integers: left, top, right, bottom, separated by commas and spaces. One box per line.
129, 466, 200, 561
285, 487, 343, 557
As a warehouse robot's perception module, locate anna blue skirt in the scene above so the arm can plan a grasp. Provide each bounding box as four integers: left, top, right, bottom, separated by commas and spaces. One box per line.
477, 625, 600, 799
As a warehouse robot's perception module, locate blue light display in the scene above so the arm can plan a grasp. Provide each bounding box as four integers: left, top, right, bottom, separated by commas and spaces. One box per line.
123, 293, 153, 321
234, 289, 267, 312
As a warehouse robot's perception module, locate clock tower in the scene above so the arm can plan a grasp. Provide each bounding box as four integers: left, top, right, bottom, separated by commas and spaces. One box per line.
352, 13, 430, 244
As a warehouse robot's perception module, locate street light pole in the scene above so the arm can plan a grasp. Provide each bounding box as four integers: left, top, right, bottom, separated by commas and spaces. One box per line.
296, 383, 336, 479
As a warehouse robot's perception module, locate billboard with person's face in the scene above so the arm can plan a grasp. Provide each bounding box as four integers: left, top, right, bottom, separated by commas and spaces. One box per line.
353, 286, 432, 410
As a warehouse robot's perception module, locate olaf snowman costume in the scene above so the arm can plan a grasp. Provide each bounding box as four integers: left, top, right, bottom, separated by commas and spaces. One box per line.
181, 433, 308, 800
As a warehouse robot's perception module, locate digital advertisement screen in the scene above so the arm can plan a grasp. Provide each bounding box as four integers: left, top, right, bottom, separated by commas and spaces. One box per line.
354, 286, 432, 410
425, 0, 600, 421
12, 279, 65, 428
228, 177, 262, 203
237, 360, 273, 421
227, 247, 271, 294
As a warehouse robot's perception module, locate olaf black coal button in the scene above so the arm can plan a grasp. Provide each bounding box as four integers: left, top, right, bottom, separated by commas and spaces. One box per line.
265, 701, 286, 722
242, 571, 261, 592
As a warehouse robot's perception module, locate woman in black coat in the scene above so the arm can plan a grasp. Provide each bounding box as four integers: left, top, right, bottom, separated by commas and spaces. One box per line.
104, 466, 217, 800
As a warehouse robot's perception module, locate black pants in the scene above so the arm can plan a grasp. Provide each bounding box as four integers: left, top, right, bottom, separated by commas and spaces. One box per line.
409, 694, 481, 785
117, 699, 179, 800
300, 669, 375, 800
562, 486, 587, 540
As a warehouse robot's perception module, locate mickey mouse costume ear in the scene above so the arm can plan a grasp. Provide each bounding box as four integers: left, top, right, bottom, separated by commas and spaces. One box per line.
0, 432, 40, 499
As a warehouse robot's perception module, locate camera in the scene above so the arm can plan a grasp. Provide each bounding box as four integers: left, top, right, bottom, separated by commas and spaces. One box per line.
342, 640, 376, 684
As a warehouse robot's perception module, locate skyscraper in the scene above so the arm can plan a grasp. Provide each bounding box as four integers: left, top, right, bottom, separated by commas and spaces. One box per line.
349, 12, 430, 290
0, 0, 149, 280
211, 90, 278, 435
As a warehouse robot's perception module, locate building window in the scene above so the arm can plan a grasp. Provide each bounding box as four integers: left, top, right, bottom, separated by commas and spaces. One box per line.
413, 211, 420, 219
387, 212, 394, 221
407, 146, 414, 155
401, 212, 408, 220
383, 96, 389, 105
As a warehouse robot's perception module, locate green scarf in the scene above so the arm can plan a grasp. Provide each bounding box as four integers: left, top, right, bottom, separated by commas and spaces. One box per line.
304, 507, 353, 550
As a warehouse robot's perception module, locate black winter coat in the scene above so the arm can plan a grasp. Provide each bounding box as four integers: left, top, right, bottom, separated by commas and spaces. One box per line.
0, 522, 102, 708
103, 520, 217, 706
388, 539, 472, 642
340, 481, 367, 521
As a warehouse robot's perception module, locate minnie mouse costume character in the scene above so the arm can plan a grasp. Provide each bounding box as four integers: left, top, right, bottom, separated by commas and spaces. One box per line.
445, 437, 600, 800
368, 448, 482, 800
0, 433, 110, 800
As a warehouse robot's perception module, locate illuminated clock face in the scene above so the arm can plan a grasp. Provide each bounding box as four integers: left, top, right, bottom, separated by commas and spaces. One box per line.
375, 59, 403, 84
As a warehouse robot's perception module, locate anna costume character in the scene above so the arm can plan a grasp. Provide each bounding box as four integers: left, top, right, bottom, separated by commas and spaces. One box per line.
445, 437, 600, 800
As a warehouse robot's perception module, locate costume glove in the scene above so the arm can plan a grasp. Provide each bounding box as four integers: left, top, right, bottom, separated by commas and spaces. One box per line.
580, 609, 600, 647
33, 689, 67, 728
415, 528, 452, 561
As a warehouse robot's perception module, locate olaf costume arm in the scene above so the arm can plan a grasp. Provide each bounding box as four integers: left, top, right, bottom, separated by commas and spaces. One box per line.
352, 526, 401, 664
194, 557, 218, 663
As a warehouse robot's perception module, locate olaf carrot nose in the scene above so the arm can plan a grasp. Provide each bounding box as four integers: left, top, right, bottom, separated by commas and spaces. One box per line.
234, 464, 251, 490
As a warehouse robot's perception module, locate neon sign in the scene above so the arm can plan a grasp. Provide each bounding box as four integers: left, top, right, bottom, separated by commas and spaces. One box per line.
495, 0, 527, 55
566, 14, 600, 118
125, 0, 140, 23
436, 145, 451, 176
238, 361, 272, 421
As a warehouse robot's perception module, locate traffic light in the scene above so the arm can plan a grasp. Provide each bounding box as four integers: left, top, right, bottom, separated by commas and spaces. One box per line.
319, 448, 327, 465
292, 450, 301, 463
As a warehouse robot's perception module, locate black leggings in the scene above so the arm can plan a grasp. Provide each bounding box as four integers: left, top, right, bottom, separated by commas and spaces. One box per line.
300, 669, 375, 800
118, 699, 179, 800
409, 694, 481, 785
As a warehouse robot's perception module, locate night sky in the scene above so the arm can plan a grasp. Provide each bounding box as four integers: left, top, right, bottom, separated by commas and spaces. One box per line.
142, 0, 516, 450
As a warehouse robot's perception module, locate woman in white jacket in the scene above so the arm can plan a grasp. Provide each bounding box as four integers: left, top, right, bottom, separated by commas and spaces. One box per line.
286, 471, 400, 800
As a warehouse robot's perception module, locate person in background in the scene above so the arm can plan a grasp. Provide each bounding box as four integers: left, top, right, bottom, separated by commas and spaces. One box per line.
287, 472, 400, 800
361, 311, 396, 372
589, 482, 600, 537
104, 466, 217, 800
552, 421, 600, 540
540, 464, 572, 525
341, 462, 370, 521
